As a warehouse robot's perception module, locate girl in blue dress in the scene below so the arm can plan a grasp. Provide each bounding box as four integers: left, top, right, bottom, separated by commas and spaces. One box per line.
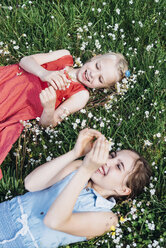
0, 128, 151, 248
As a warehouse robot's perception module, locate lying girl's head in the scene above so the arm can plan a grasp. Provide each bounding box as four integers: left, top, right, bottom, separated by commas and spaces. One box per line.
124, 150, 152, 199
90, 149, 151, 200
76, 52, 128, 89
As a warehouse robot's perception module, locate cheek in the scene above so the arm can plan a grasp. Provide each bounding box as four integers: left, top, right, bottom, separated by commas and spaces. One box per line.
92, 79, 101, 88
91, 172, 104, 183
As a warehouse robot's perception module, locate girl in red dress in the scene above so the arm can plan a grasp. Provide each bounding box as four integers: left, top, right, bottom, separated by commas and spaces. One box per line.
0, 49, 128, 179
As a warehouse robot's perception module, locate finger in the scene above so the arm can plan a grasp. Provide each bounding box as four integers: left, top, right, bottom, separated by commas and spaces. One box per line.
40, 89, 48, 99
96, 137, 107, 160
52, 74, 66, 90
92, 136, 103, 157
39, 92, 47, 106
52, 78, 64, 91
91, 134, 105, 146
39, 93, 44, 102
102, 140, 109, 162
43, 88, 55, 102
49, 80, 58, 90
61, 77, 67, 90
60, 74, 68, 90
87, 129, 102, 138
47, 87, 56, 103
58, 71, 68, 83
78, 128, 89, 136
81, 128, 90, 135
58, 72, 67, 82
48, 86, 57, 96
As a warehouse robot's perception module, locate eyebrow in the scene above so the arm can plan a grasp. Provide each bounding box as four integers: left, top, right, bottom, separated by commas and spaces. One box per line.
109, 151, 117, 156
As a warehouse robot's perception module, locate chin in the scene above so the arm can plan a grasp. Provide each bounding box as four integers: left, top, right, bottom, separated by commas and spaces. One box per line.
77, 77, 91, 88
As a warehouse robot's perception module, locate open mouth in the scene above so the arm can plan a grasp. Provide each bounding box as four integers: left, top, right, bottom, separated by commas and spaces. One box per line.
97, 165, 106, 175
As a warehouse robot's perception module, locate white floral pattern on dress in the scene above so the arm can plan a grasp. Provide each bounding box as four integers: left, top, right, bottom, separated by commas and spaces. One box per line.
0, 197, 39, 248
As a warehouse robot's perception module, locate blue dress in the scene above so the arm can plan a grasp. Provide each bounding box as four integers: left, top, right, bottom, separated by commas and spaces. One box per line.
0, 171, 116, 248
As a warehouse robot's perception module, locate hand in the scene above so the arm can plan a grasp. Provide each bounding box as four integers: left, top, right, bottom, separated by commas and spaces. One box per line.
39, 70, 67, 90
73, 128, 102, 158
82, 136, 109, 173
39, 86, 56, 110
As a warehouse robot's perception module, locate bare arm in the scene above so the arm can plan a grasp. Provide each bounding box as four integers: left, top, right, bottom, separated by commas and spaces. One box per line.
39, 88, 89, 127
19, 50, 70, 90
24, 150, 78, 192
19, 49, 70, 77
43, 137, 118, 238
24, 129, 101, 191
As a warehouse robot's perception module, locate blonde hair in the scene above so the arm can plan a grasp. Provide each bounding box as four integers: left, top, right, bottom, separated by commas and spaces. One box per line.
91, 52, 128, 84
102, 52, 128, 82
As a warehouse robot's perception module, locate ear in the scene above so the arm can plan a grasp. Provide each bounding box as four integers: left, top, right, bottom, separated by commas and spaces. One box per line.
115, 186, 131, 196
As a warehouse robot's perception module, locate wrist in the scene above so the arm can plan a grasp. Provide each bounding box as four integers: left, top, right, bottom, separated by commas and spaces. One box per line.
40, 108, 55, 127
70, 149, 80, 160
77, 165, 93, 179
37, 68, 47, 78
43, 106, 55, 113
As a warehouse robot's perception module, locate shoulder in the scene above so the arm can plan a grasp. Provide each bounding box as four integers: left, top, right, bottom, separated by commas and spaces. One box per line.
70, 89, 90, 105
86, 211, 118, 240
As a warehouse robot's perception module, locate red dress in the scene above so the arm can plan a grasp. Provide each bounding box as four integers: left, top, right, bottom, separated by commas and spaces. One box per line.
0, 55, 86, 179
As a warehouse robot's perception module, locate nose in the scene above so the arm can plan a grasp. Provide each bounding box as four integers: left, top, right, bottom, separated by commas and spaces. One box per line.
90, 70, 100, 80
106, 158, 114, 168
103, 162, 111, 176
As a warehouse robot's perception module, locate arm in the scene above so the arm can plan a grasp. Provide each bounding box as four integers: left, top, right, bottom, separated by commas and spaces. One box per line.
44, 137, 118, 238
24, 150, 78, 192
19, 49, 70, 77
19, 49, 70, 90
24, 128, 101, 191
39, 88, 89, 127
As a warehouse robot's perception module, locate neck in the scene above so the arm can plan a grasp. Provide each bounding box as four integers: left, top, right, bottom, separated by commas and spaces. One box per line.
89, 180, 111, 199
66, 67, 80, 81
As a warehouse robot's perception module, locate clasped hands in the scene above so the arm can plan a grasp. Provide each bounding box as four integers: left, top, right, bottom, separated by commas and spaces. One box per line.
73, 128, 110, 173
39, 70, 68, 110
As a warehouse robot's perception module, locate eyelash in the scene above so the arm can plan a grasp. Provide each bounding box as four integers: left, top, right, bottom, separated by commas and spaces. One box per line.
117, 164, 121, 170
110, 152, 121, 170
96, 63, 103, 84
99, 77, 103, 83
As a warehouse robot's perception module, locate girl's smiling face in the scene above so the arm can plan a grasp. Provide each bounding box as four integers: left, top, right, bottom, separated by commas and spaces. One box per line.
76, 56, 120, 89
90, 150, 139, 198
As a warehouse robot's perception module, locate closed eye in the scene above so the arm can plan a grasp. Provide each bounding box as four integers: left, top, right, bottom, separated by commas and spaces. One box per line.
96, 63, 99, 70
117, 164, 121, 170
99, 76, 103, 84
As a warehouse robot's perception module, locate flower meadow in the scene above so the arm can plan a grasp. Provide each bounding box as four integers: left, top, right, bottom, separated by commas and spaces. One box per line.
0, 0, 165, 247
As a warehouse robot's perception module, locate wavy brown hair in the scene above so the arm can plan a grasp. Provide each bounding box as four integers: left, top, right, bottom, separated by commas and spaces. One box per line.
113, 150, 152, 201
125, 151, 152, 199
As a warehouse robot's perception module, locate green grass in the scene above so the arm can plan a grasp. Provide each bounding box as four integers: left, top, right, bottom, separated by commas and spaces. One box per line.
0, 0, 166, 247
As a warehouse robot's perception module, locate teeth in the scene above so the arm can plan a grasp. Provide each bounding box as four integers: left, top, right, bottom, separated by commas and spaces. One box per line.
85, 70, 89, 81
99, 167, 105, 175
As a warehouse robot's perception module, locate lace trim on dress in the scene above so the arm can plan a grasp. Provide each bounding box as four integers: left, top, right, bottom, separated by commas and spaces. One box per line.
0, 197, 39, 248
